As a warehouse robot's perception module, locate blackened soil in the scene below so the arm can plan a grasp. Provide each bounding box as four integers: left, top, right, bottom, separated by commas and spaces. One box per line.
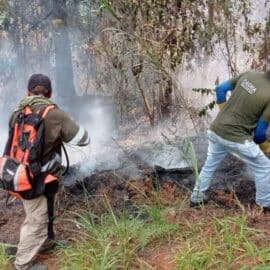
0, 157, 258, 245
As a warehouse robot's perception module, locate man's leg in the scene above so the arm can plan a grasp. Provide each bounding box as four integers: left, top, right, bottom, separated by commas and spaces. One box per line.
6, 194, 57, 257
190, 132, 228, 204
230, 141, 270, 207
15, 195, 48, 270
46, 194, 55, 240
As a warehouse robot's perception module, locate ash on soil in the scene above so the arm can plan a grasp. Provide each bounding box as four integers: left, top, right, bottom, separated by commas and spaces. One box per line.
0, 153, 257, 245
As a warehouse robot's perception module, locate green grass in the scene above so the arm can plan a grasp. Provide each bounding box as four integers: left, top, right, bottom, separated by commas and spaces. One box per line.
1, 195, 270, 270
176, 215, 270, 270
0, 243, 11, 269
60, 199, 180, 270
60, 198, 270, 270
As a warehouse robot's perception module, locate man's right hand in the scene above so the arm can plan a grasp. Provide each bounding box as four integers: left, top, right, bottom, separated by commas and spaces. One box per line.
259, 140, 270, 155
217, 102, 226, 111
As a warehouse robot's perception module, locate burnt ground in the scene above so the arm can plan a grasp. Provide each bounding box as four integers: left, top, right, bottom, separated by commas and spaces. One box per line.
1, 155, 270, 270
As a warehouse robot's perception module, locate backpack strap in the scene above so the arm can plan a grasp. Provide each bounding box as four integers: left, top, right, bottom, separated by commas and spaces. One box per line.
41, 105, 55, 119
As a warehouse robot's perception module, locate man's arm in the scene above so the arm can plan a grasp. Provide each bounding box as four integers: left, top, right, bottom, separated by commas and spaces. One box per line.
55, 109, 90, 146
256, 105, 270, 154
254, 119, 270, 154
215, 73, 245, 110
67, 126, 90, 146
215, 80, 234, 110
254, 117, 269, 144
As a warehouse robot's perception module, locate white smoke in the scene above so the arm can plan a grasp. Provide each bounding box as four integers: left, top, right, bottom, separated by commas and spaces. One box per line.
64, 97, 119, 175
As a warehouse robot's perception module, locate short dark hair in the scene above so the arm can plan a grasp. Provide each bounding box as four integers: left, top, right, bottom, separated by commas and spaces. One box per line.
28, 74, 52, 97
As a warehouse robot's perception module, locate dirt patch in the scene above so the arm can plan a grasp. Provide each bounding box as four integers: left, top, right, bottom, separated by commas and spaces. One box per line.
139, 242, 179, 270
0, 192, 24, 244
0, 173, 261, 245
0, 159, 268, 270
37, 253, 60, 270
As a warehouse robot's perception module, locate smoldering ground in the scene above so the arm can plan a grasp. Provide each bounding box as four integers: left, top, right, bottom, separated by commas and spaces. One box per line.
0, 0, 265, 217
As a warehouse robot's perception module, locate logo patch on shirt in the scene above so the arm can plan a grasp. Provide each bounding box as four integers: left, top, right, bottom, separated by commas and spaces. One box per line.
240, 79, 257, 94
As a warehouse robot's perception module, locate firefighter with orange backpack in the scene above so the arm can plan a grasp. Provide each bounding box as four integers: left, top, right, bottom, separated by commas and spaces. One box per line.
0, 74, 90, 270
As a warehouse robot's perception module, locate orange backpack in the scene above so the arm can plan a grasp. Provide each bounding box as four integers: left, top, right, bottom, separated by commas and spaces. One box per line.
0, 105, 58, 199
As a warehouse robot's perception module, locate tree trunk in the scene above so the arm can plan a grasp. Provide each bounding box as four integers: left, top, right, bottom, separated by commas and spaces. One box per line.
51, 0, 76, 114
158, 79, 172, 120
2, 0, 24, 112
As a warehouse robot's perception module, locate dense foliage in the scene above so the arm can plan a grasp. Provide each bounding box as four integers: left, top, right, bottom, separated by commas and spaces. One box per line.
0, 0, 269, 127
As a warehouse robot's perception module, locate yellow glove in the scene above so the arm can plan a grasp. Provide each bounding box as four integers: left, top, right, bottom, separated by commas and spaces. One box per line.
217, 102, 226, 111
259, 140, 270, 154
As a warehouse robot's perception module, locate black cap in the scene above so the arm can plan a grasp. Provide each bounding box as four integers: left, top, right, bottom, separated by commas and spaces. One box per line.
28, 74, 52, 95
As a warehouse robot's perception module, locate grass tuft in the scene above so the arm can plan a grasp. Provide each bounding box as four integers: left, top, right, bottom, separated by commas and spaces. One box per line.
176, 215, 270, 269
60, 197, 180, 269
0, 243, 11, 269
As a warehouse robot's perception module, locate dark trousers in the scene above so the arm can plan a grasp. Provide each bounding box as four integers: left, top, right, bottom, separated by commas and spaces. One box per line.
46, 194, 55, 239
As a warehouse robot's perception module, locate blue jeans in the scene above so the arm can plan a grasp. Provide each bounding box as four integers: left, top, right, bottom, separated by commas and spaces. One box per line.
191, 130, 270, 207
